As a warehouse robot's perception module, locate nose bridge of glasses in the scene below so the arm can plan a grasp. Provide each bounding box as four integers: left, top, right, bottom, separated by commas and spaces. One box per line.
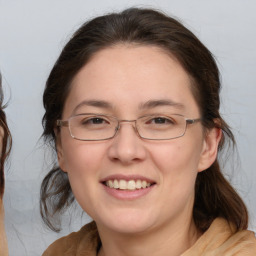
116, 119, 138, 133
119, 119, 136, 124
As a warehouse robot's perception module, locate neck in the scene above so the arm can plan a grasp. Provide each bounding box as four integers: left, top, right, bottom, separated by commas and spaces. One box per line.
97, 216, 200, 256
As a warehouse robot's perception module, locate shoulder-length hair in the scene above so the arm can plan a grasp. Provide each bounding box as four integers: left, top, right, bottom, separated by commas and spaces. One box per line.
0, 73, 12, 199
40, 8, 248, 232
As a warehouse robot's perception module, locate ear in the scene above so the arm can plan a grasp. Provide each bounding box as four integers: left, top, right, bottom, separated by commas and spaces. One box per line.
54, 128, 67, 173
198, 127, 222, 172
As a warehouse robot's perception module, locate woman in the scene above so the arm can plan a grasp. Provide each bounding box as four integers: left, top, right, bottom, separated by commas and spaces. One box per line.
0, 73, 11, 256
41, 8, 256, 255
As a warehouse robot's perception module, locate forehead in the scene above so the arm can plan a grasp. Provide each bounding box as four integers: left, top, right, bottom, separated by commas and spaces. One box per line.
63, 45, 200, 117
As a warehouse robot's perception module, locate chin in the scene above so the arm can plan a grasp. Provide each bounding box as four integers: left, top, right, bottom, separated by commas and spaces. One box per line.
107, 221, 153, 235
96, 209, 157, 235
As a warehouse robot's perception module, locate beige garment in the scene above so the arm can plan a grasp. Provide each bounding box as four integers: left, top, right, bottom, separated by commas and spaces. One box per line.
0, 198, 8, 256
181, 218, 256, 256
42, 218, 256, 256
42, 221, 100, 256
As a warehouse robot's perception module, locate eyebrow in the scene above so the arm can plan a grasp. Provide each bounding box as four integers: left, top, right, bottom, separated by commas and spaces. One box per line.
139, 99, 185, 110
72, 98, 185, 114
72, 100, 113, 114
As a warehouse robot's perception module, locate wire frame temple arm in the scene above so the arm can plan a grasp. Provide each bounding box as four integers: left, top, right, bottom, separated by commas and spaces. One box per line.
186, 118, 201, 125
56, 120, 69, 127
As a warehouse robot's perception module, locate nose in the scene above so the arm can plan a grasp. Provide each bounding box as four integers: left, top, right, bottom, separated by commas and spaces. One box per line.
107, 121, 147, 164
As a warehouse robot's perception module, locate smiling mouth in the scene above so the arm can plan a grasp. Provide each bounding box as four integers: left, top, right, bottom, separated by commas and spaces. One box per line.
103, 179, 155, 191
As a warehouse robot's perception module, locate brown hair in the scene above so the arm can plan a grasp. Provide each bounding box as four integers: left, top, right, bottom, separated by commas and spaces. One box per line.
40, 8, 248, 232
0, 73, 12, 199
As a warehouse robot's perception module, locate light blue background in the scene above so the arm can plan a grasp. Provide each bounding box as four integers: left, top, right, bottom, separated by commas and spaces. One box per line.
0, 0, 255, 255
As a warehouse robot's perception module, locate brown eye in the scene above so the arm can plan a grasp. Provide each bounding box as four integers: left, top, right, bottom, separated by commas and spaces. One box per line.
152, 117, 172, 124
146, 117, 175, 125
84, 117, 106, 125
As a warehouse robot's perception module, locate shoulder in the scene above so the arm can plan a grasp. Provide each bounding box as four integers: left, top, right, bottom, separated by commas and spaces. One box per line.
182, 218, 256, 255
42, 221, 100, 256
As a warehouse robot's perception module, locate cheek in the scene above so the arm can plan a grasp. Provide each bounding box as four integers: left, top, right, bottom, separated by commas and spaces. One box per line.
60, 140, 108, 215
148, 136, 203, 184
152, 143, 201, 170
148, 139, 203, 213
60, 128, 107, 173
62, 141, 106, 176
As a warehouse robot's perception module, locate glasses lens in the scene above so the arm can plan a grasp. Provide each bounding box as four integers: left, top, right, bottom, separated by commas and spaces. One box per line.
67, 114, 187, 141
137, 114, 186, 140
69, 114, 117, 140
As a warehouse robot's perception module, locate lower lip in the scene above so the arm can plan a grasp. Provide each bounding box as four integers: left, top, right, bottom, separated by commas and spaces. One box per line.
102, 184, 155, 200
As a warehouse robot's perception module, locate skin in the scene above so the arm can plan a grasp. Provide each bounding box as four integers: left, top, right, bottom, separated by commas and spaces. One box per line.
0, 125, 8, 256
57, 45, 221, 256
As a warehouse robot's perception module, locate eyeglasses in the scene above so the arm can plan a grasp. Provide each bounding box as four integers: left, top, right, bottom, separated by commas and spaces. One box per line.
56, 113, 201, 141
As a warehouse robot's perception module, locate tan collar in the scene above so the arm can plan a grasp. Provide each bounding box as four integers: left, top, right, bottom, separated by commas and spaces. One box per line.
182, 218, 256, 255
43, 218, 256, 255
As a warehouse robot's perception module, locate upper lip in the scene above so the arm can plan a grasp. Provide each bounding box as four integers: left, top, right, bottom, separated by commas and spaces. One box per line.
100, 174, 156, 184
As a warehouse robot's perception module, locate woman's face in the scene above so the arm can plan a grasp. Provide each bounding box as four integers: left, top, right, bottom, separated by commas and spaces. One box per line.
0, 119, 8, 256
0, 125, 4, 197
57, 45, 218, 235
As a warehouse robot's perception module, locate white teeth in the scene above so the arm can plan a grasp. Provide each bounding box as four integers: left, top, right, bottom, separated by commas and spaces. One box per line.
119, 180, 127, 190
105, 179, 153, 190
135, 180, 142, 189
141, 180, 147, 189
106, 180, 114, 188
113, 179, 119, 189
127, 180, 136, 190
